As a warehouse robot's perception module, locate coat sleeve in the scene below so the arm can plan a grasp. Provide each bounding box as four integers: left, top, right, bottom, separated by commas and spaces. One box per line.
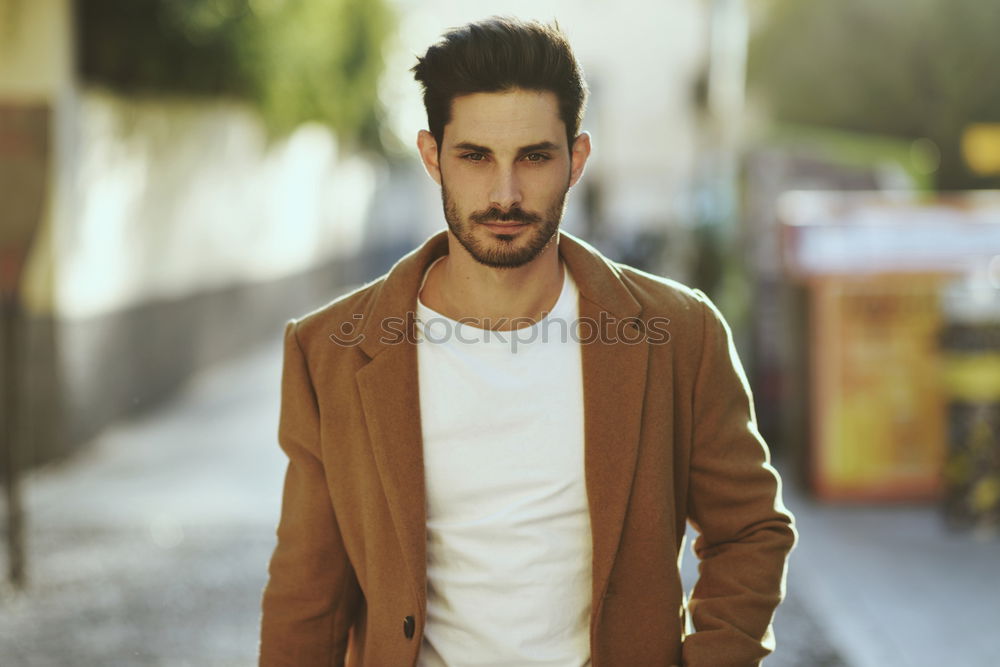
681, 291, 797, 667
260, 320, 362, 666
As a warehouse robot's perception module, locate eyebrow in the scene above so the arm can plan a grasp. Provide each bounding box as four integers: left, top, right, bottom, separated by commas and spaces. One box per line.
452, 141, 561, 154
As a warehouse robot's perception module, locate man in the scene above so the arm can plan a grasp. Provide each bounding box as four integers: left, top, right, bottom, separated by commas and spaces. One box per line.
260, 16, 796, 667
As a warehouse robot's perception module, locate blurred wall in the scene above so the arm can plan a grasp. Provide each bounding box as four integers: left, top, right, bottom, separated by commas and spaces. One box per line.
53, 92, 376, 319
2, 0, 388, 467
28, 91, 382, 465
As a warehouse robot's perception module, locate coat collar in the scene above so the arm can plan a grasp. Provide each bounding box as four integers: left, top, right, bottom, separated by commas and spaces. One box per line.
356, 229, 641, 358
354, 229, 650, 624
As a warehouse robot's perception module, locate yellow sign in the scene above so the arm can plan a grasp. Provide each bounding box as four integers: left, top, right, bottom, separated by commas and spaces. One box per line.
811, 275, 947, 501
941, 354, 1000, 402
962, 124, 1000, 175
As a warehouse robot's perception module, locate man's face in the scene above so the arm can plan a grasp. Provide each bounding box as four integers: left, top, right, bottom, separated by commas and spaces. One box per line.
419, 89, 589, 269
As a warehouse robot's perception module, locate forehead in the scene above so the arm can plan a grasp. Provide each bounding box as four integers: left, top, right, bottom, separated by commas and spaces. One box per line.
444, 89, 565, 149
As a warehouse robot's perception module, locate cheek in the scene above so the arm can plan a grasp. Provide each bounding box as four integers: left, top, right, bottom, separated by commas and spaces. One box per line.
442, 179, 480, 216
449, 172, 499, 213
443, 164, 491, 193
521, 168, 570, 200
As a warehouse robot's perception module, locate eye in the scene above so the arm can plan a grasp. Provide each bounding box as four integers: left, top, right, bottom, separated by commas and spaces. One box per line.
523, 152, 551, 163
461, 152, 486, 162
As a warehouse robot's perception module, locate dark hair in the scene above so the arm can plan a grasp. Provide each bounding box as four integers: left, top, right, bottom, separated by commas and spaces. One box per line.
411, 16, 588, 150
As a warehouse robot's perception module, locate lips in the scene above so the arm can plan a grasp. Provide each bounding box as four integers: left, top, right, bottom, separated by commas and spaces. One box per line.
481, 221, 529, 229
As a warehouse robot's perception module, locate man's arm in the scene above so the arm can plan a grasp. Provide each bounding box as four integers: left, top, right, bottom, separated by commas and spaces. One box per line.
260, 320, 362, 666
681, 292, 798, 667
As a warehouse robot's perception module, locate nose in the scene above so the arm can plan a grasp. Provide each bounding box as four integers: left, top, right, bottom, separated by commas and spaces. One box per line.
488, 165, 522, 211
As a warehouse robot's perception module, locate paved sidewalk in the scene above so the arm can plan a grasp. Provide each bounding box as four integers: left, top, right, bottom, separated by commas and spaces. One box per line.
9, 332, 983, 665
776, 481, 1000, 667
1, 338, 287, 666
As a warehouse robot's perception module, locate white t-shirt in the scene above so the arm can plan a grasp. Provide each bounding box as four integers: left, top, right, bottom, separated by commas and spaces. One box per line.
415, 259, 592, 666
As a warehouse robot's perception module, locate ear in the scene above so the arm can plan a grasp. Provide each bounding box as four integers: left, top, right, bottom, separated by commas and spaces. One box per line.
417, 130, 442, 186
568, 131, 592, 188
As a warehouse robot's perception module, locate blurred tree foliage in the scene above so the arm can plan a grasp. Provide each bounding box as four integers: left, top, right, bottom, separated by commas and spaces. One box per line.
748, 0, 1000, 190
76, 0, 394, 151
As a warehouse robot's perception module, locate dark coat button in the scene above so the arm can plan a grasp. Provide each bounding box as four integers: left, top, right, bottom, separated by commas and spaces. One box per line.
403, 615, 415, 639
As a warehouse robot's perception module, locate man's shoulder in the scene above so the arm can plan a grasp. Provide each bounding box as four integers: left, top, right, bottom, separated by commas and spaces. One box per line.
288, 275, 388, 344
559, 230, 709, 325
287, 232, 446, 345
610, 260, 709, 324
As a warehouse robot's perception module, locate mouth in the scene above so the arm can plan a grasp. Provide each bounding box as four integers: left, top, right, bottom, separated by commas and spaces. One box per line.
480, 221, 530, 232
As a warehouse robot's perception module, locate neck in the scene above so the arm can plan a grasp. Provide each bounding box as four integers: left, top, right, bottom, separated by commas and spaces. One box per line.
421, 231, 564, 330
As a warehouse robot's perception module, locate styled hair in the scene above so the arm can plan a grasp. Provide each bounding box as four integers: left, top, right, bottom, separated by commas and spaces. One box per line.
411, 16, 588, 150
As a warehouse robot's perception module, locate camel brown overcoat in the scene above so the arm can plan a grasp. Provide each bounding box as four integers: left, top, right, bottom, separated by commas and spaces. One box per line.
259, 230, 796, 667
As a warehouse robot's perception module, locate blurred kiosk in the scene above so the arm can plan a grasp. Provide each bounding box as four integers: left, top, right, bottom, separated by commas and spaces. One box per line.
780, 192, 1000, 502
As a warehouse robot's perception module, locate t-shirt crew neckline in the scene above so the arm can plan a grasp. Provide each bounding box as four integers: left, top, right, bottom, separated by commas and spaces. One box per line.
415, 256, 578, 350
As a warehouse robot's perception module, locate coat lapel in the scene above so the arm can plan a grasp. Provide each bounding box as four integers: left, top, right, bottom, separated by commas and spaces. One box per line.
559, 235, 649, 615
578, 295, 648, 610
356, 342, 427, 611
354, 234, 449, 613
353, 230, 649, 619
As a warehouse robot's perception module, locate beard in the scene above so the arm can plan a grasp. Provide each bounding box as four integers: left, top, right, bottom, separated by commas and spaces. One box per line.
441, 180, 569, 269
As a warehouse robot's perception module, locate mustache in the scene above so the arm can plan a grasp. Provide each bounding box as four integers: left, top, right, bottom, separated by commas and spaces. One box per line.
469, 206, 541, 224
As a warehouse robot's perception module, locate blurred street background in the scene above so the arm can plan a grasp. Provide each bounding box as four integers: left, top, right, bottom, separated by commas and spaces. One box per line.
3, 0, 1000, 665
